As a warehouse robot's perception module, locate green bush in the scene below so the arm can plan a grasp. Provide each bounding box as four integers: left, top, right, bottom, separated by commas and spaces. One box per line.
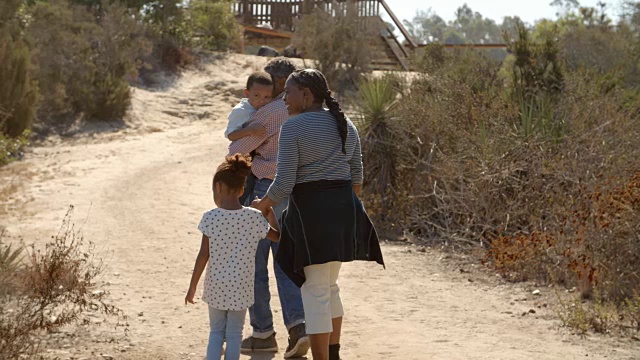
27, 0, 149, 121
0, 128, 29, 166
293, 1, 377, 92
0, 0, 38, 137
188, 0, 240, 51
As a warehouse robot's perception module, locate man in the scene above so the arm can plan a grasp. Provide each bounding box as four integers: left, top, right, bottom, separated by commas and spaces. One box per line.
228, 58, 309, 358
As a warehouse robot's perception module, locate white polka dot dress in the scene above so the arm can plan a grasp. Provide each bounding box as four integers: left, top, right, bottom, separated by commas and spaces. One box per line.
197, 207, 270, 311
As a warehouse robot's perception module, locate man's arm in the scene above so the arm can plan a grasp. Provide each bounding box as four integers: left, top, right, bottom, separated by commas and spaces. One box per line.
227, 124, 266, 141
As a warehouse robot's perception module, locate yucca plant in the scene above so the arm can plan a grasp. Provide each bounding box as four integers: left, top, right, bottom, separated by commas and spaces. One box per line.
515, 92, 564, 141
0, 242, 22, 273
0, 233, 23, 297
354, 74, 401, 223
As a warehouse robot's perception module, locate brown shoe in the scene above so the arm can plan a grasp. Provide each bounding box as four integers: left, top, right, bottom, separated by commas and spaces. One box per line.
284, 323, 310, 358
240, 333, 278, 353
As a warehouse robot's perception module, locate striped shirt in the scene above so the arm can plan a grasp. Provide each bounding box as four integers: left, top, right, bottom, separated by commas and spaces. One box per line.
266, 110, 363, 204
227, 93, 288, 180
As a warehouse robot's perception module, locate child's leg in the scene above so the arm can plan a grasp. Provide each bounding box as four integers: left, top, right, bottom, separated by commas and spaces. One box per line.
224, 308, 247, 360
207, 307, 227, 360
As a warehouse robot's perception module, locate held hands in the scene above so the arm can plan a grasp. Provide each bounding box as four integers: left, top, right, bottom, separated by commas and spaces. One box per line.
251, 196, 271, 218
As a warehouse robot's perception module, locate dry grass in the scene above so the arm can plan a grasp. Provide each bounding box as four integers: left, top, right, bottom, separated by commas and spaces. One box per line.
0, 206, 125, 359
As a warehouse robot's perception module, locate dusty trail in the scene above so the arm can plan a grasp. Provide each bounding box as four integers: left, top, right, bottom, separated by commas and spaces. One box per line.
1, 54, 638, 360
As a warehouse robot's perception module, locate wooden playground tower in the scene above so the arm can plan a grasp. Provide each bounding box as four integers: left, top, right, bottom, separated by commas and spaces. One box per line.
232, 0, 417, 70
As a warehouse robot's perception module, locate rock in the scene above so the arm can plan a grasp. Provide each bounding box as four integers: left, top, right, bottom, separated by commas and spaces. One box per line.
529, 309, 536, 314
101, 354, 115, 360
257, 46, 280, 57
92, 290, 105, 296
532, 289, 541, 295
138, 312, 144, 317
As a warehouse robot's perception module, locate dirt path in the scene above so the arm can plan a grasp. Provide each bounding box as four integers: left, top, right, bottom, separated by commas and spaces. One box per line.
1, 54, 639, 360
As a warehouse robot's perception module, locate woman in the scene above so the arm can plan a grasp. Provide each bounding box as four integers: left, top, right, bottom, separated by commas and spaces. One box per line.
253, 69, 384, 360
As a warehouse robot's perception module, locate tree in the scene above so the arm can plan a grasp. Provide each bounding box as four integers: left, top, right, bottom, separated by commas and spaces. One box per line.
403, 8, 447, 43
406, 5, 502, 44
550, 0, 581, 17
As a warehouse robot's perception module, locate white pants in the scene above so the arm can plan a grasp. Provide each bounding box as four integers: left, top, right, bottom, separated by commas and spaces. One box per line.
301, 262, 344, 334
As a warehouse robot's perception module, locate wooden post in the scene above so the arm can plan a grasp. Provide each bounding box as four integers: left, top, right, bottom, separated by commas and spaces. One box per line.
302, 0, 312, 14
242, 0, 249, 15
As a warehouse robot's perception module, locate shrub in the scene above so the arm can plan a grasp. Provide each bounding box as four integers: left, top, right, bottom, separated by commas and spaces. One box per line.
360, 20, 640, 335
0, 0, 38, 137
188, 0, 240, 51
27, 0, 149, 121
293, 1, 377, 92
0, 207, 124, 359
0, 126, 29, 166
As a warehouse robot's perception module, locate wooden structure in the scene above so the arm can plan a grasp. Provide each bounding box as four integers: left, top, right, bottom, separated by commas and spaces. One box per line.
233, 0, 416, 70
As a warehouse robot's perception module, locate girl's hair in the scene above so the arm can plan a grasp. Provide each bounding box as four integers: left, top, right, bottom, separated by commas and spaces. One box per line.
288, 69, 348, 154
213, 154, 252, 191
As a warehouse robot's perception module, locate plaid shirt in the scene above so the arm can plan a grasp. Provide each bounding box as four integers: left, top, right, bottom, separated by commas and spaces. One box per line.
228, 93, 288, 180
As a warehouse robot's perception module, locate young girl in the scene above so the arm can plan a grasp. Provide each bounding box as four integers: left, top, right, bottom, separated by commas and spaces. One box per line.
185, 154, 280, 360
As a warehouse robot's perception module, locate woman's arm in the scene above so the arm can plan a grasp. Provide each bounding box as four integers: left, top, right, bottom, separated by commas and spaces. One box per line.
253, 196, 277, 218
348, 125, 364, 191
265, 207, 281, 242
185, 235, 210, 304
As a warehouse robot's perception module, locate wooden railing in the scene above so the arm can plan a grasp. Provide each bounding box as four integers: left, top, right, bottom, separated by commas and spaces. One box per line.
233, 1, 386, 32
233, 0, 418, 67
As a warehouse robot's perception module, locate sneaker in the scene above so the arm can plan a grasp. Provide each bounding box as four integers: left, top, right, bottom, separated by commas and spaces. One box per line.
240, 333, 278, 353
284, 323, 310, 358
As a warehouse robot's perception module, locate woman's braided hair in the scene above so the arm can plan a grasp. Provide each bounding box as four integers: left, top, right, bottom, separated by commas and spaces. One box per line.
289, 69, 348, 154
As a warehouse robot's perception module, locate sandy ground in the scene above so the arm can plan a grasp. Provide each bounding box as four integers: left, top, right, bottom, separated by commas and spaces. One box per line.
1, 53, 639, 360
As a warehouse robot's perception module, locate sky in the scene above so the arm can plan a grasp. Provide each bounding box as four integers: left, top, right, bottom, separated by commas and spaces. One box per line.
382, 0, 625, 25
